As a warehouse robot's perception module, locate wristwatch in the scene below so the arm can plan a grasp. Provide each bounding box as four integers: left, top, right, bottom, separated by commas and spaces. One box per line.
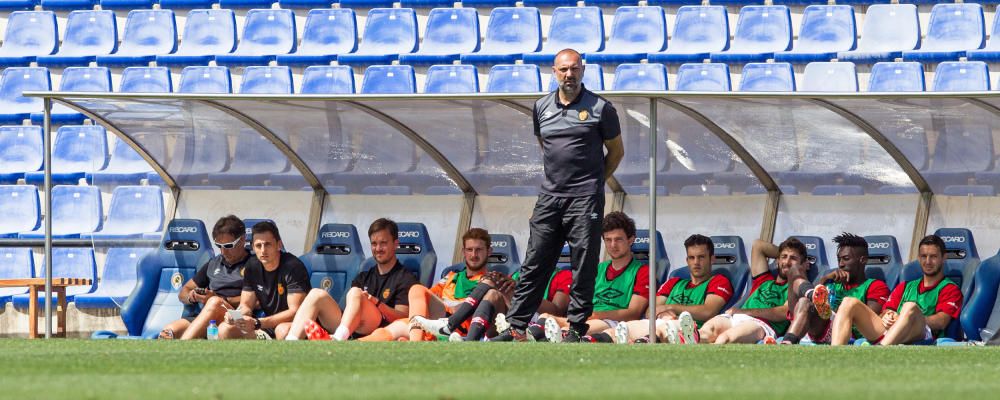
253, 318, 262, 330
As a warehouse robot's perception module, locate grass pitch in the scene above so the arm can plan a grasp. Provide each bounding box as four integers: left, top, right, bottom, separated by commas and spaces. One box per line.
1, 340, 997, 399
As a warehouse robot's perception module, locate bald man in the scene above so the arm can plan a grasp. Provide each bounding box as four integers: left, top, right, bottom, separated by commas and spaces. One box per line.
494, 48, 625, 342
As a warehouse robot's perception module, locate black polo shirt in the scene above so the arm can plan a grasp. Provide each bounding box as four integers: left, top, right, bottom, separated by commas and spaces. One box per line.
192, 254, 249, 298
242, 252, 311, 316
351, 261, 419, 308
533, 85, 621, 196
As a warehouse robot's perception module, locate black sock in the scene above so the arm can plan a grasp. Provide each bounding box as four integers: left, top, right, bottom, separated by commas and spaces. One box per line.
465, 300, 495, 341
795, 280, 811, 298
448, 283, 493, 331
783, 332, 802, 344
569, 323, 589, 336
589, 332, 614, 343
527, 320, 547, 341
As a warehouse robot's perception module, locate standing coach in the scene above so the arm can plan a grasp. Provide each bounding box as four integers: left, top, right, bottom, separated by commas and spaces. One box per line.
494, 48, 624, 342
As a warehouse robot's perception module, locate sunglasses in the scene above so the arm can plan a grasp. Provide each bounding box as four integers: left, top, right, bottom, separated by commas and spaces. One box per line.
214, 237, 243, 249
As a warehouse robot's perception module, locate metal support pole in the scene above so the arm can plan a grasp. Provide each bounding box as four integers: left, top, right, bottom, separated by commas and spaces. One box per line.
43, 98, 52, 339
647, 98, 657, 344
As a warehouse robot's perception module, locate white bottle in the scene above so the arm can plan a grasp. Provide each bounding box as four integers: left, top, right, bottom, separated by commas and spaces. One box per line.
207, 320, 219, 340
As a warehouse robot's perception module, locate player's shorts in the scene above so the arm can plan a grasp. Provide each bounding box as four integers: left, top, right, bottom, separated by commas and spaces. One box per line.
922, 324, 933, 341
803, 311, 836, 344
731, 313, 777, 340
601, 319, 619, 329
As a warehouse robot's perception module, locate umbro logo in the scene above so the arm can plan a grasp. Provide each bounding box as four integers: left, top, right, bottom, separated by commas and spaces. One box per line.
542, 111, 554, 119
256, 285, 264, 292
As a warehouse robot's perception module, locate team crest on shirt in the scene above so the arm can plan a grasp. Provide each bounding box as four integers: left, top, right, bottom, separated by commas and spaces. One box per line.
170, 272, 183, 289
278, 283, 285, 295
578, 110, 589, 121
382, 289, 391, 300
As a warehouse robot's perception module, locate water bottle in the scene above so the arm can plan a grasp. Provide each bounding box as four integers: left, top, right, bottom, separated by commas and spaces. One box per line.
207, 320, 219, 340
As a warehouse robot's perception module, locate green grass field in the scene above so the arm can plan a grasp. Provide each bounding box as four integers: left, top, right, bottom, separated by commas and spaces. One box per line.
1, 340, 998, 399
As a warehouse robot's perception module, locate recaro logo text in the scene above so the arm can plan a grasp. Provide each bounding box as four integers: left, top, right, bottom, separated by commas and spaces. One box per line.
169, 227, 198, 233
715, 243, 736, 249
322, 231, 351, 239
869, 242, 890, 249
399, 231, 420, 239
491, 241, 508, 248
941, 236, 965, 243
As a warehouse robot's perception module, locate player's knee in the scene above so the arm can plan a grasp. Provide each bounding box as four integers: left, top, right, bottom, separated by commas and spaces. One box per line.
839, 296, 863, 312
307, 287, 331, 301
274, 323, 290, 340
898, 302, 920, 317
346, 287, 364, 301
204, 296, 226, 311
483, 289, 502, 303
217, 323, 236, 338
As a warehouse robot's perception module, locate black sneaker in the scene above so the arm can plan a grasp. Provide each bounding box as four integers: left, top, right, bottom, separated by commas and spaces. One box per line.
560, 329, 585, 343
525, 324, 546, 342
634, 335, 651, 344
490, 327, 527, 342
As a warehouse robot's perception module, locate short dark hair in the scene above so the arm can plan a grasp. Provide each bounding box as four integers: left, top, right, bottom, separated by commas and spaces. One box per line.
462, 228, 491, 247
251, 220, 281, 242
368, 218, 398, 240
602, 211, 636, 239
212, 215, 245, 240
833, 232, 868, 258
778, 237, 808, 261
918, 235, 946, 256
684, 234, 714, 257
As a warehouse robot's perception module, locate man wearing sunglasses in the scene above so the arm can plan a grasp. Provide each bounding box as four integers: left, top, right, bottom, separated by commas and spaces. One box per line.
159, 215, 250, 339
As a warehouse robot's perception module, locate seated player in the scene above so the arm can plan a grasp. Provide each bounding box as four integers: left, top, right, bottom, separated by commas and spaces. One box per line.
831, 235, 963, 346
612, 234, 733, 344
533, 211, 650, 343
280, 218, 419, 341
493, 267, 574, 341
781, 233, 889, 345
218, 221, 311, 340
693, 237, 809, 344
160, 215, 250, 339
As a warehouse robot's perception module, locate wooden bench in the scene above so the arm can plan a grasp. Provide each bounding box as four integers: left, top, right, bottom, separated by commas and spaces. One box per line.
0, 278, 94, 339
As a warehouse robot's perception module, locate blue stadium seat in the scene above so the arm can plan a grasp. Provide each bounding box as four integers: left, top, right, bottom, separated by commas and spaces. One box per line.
902, 228, 980, 298
360, 186, 412, 195
160, 0, 215, 7
30, 66, 111, 125
679, 184, 731, 196
486, 64, 541, 93
360, 65, 416, 94
867, 62, 925, 92
209, 134, 289, 188
0, 248, 33, 306
424, 186, 463, 195
215, 9, 296, 66
460, 7, 541, 65
242, 218, 275, 246
96, 10, 177, 67
439, 233, 522, 279
0, 125, 42, 183
800, 62, 858, 92
74, 248, 154, 309
359, 222, 437, 286
219, 0, 273, 8
99, 0, 153, 8
301, 223, 365, 306
398, 7, 479, 65
118, 67, 172, 93
424, 64, 479, 94
585, 6, 666, 64
932, 61, 990, 91
276, 9, 357, 66
11, 247, 97, 309
0, 11, 58, 66
19, 185, 102, 239
647, 6, 729, 64
156, 9, 237, 66
967, 12, 1000, 62
710, 6, 791, 64
958, 250, 1000, 341
36, 10, 117, 67
239, 66, 293, 94
0, 67, 49, 124
791, 235, 826, 281
745, 184, 798, 195
838, 4, 920, 64
485, 185, 538, 197
942, 185, 996, 197
773, 5, 856, 64
675, 63, 731, 91
0, 185, 39, 238
0, 0, 37, 10
864, 235, 903, 289
632, 229, 669, 284
81, 186, 164, 239
299, 65, 355, 94
812, 185, 864, 196
88, 137, 159, 185
39, 0, 96, 10
547, 64, 604, 91
623, 186, 668, 196
177, 66, 232, 93
877, 186, 920, 195
339, 0, 396, 7
709, 235, 750, 310
739, 62, 795, 92
612, 63, 667, 91
337, 8, 418, 66
902, 4, 985, 63
522, 6, 604, 65
23, 125, 109, 185
93, 219, 214, 339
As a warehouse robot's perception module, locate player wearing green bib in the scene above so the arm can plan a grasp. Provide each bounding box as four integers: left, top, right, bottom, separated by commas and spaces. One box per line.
832, 235, 963, 346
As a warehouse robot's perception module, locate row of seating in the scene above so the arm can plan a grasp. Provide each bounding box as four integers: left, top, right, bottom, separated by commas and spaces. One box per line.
0, 184, 164, 239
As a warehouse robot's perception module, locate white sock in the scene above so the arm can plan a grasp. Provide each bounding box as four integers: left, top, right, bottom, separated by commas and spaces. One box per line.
285, 335, 299, 341
332, 326, 350, 341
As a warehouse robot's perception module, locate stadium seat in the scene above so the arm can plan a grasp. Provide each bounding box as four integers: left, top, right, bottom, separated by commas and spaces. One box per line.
745, 184, 798, 195
215, 9, 296, 66
486, 64, 542, 93
359, 222, 437, 286
38, 0, 96, 11
773, 5, 856, 64
710, 6, 792, 64
812, 185, 864, 196
337, 8, 418, 66
867, 62, 926, 92
522, 6, 604, 65
93, 219, 214, 339
360, 65, 417, 94
88, 137, 160, 186
0, 66, 50, 124
439, 234, 522, 279
299, 65, 355, 94
36, 10, 117, 67
585, 6, 666, 64
19, 185, 102, 239
958, 249, 1000, 341
791, 235, 826, 281
675, 62, 731, 91
902, 4, 985, 63
23, 125, 109, 185
177, 66, 233, 93
679, 184, 731, 196
547, 64, 604, 91
156, 9, 237, 66
838, 4, 920, 64
219, 0, 273, 8
942, 185, 996, 197
423, 64, 479, 94
398, 7, 479, 65
710, 235, 750, 310
81, 186, 164, 239
0, 185, 40, 238
864, 235, 903, 289
0, 11, 58, 66
159, 0, 214, 7
459, 7, 541, 65
0, 125, 42, 183
632, 229, 669, 284
360, 186, 412, 195
99, 0, 153, 8
118, 67, 172, 93
239, 66, 294, 94
612, 63, 667, 91
11, 247, 98, 309
0, 0, 37, 10
877, 186, 920, 195
74, 248, 154, 309
276, 8, 358, 66
30, 66, 112, 125
209, 134, 290, 188
647, 6, 729, 64
932, 61, 990, 91
300, 223, 365, 306
485, 185, 538, 197
967, 11, 1000, 62
901, 228, 979, 298
800, 62, 858, 92
0, 248, 33, 306
242, 218, 275, 248
738, 62, 795, 92
96, 10, 177, 67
